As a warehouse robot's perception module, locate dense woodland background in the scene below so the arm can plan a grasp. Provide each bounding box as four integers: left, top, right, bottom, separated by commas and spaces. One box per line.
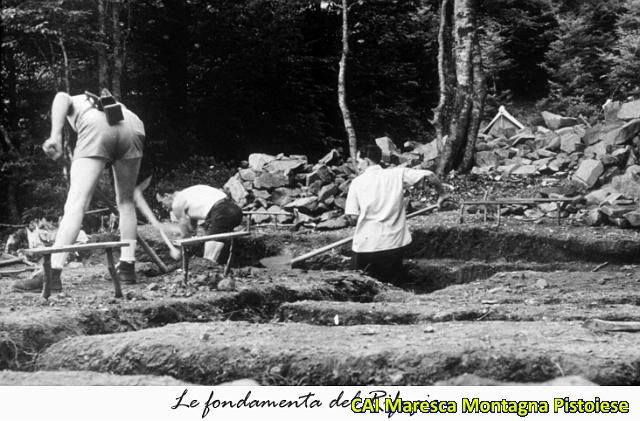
1, 0, 639, 222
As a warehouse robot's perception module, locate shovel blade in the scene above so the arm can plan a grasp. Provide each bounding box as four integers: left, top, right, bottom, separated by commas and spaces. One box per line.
259, 255, 292, 270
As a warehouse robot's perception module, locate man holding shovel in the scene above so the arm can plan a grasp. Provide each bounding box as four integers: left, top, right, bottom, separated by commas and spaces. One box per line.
156, 185, 243, 263
345, 145, 447, 283
13, 90, 144, 291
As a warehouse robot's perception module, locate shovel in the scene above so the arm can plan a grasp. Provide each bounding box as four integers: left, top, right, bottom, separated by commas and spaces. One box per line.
259, 204, 438, 270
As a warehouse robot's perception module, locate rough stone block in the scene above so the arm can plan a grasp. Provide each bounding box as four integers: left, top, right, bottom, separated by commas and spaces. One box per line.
572, 159, 604, 188
375, 136, 400, 161
617, 99, 640, 121
223, 174, 249, 205
541, 111, 579, 130
253, 171, 289, 189
248, 153, 276, 171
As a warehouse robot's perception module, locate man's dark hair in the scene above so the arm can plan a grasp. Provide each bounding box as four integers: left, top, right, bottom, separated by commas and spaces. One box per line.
362, 144, 382, 164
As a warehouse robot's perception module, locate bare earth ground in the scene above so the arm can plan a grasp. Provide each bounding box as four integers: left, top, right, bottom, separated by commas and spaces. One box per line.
1, 211, 639, 385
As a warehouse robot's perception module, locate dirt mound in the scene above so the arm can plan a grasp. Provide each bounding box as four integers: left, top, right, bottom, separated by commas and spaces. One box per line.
37, 320, 640, 385
0, 369, 192, 386
0, 269, 384, 370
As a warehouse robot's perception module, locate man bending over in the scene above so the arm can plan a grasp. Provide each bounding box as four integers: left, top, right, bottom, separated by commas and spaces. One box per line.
13, 90, 144, 291
157, 185, 243, 262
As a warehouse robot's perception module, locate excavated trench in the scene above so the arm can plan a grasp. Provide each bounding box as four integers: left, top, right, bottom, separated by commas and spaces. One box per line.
1, 216, 639, 385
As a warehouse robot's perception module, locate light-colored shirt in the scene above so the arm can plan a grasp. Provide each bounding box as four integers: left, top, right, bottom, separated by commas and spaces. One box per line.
345, 165, 433, 253
171, 185, 228, 222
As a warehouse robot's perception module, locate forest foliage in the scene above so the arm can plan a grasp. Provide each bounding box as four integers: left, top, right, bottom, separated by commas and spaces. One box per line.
1, 0, 639, 221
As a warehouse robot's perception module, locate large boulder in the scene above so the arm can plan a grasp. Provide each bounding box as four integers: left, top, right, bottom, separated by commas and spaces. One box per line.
264, 158, 306, 175
318, 183, 338, 203
614, 119, 640, 144
572, 159, 604, 188
318, 149, 341, 166
541, 111, 579, 130
253, 171, 289, 189
248, 153, 276, 171
223, 174, 249, 205
270, 187, 299, 207
624, 210, 640, 227
475, 151, 499, 168
284, 196, 318, 213
305, 165, 333, 185
610, 165, 640, 200
617, 99, 640, 121
316, 215, 349, 230
560, 132, 582, 153
603, 100, 622, 123
412, 141, 439, 161
375, 136, 400, 161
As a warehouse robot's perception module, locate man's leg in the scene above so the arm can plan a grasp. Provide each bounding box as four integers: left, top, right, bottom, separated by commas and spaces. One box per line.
112, 157, 141, 283
13, 157, 106, 291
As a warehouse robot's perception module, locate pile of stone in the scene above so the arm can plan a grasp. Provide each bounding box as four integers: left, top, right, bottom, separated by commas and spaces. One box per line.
469, 99, 640, 228
223, 149, 356, 230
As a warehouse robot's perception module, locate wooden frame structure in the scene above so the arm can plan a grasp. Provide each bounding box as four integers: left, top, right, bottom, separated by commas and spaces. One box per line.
459, 197, 577, 227
173, 231, 251, 284
23, 241, 129, 299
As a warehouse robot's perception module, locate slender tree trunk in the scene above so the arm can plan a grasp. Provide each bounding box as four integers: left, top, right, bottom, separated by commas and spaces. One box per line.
436, 0, 477, 176
461, 35, 487, 171
431, 0, 455, 143
111, 0, 123, 98
58, 37, 70, 92
338, 0, 357, 162
3, 50, 17, 132
1, 125, 20, 222
97, 0, 109, 89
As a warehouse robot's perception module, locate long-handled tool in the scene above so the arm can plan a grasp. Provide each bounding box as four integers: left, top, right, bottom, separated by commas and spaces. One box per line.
259, 204, 438, 270
133, 177, 182, 261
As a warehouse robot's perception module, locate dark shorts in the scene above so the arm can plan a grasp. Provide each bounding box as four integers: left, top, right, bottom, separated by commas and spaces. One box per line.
74, 108, 144, 163
353, 246, 404, 283
203, 198, 244, 235
196, 198, 243, 263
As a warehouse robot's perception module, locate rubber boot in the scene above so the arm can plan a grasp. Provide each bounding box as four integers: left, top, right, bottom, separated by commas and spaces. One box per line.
12, 268, 62, 292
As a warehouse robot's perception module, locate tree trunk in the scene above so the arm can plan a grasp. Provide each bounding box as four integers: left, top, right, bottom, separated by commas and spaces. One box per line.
111, 0, 123, 98
431, 0, 455, 143
338, 0, 357, 162
3, 50, 17, 133
97, 0, 109, 89
436, 0, 477, 176
58, 37, 70, 92
461, 35, 487, 171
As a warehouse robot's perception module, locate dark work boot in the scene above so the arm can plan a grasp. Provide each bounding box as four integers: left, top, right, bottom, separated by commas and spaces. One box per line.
12, 268, 62, 292
116, 260, 136, 284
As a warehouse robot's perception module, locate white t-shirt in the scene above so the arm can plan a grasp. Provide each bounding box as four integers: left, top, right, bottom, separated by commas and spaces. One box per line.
345, 165, 433, 253
171, 185, 228, 222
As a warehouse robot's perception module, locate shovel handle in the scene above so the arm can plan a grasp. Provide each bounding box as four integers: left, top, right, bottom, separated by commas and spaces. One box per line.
290, 236, 353, 265
290, 204, 438, 266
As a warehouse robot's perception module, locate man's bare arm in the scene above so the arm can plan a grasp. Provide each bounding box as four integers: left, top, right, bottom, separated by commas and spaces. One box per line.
42, 92, 73, 160
421, 171, 446, 197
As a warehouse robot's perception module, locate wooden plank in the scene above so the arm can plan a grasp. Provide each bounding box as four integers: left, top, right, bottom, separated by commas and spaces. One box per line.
462, 198, 575, 206
243, 211, 293, 216
24, 241, 129, 256
583, 319, 640, 332
173, 231, 250, 247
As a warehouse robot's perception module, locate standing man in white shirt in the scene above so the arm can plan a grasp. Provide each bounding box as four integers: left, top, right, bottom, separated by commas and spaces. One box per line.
157, 185, 243, 262
345, 145, 447, 282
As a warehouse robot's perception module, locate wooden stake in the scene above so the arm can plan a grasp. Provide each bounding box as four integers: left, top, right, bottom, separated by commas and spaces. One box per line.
105, 248, 123, 298
42, 255, 52, 300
